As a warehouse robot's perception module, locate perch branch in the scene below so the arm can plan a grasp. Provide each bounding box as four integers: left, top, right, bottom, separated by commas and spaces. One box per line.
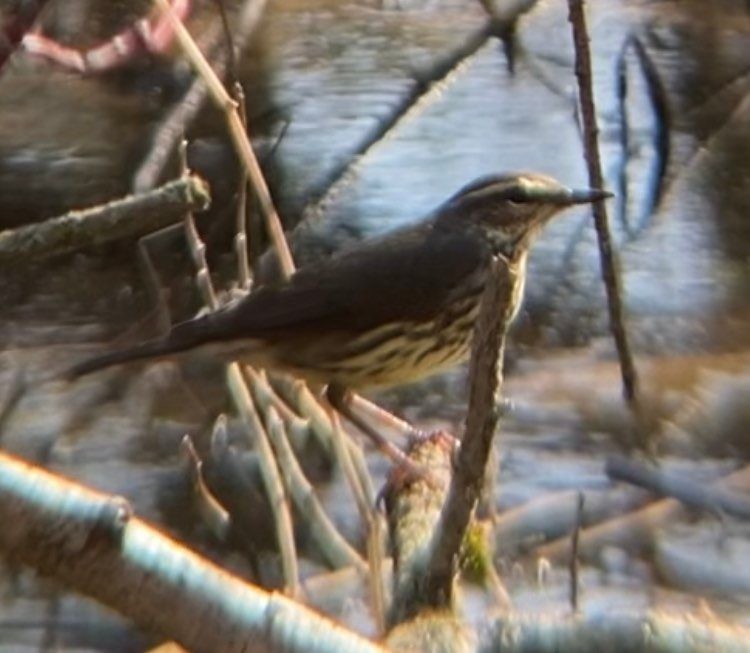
419, 256, 515, 614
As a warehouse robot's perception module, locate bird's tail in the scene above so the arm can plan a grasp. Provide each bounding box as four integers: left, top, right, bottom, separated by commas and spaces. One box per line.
64, 317, 213, 381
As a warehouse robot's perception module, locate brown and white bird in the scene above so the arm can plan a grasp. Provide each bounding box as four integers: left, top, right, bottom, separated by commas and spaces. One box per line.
67, 172, 610, 387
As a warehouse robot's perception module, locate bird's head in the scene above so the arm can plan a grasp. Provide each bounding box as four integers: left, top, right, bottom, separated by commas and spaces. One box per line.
436, 172, 612, 257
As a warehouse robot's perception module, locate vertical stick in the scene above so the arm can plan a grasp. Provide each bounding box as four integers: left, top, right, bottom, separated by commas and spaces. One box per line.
423, 256, 514, 606
567, 0, 639, 406
569, 491, 584, 613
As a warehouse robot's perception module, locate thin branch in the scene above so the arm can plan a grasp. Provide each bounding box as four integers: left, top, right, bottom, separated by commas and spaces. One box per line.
179, 142, 299, 595
180, 142, 219, 310
262, 405, 367, 573
270, 379, 380, 507
569, 492, 584, 613
230, 366, 301, 596
133, 0, 267, 192
567, 0, 639, 406
349, 394, 416, 442
181, 433, 231, 541
329, 413, 370, 522
245, 369, 312, 437
232, 82, 253, 290
154, 0, 295, 278
329, 412, 387, 632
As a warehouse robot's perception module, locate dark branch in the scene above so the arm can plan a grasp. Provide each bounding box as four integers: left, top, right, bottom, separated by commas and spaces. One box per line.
567, 0, 640, 407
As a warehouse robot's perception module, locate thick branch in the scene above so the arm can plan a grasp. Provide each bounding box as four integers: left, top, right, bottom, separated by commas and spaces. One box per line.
385, 432, 456, 627
0, 450, 383, 653
0, 174, 209, 263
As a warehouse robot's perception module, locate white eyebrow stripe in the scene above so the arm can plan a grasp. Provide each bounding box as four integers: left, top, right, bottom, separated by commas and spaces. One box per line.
463, 181, 521, 202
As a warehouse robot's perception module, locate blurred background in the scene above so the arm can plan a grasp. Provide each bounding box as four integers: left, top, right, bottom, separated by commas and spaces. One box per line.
1, 0, 750, 649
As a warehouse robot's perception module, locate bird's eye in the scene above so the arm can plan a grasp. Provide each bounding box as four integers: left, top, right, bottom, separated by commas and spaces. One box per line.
504, 189, 527, 204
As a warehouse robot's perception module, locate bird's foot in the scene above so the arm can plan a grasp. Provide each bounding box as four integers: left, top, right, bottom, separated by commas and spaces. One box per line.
377, 430, 457, 509
325, 383, 440, 488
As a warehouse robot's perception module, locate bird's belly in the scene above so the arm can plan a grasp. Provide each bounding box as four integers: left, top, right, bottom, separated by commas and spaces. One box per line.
284, 300, 481, 389
317, 335, 472, 389
247, 266, 525, 390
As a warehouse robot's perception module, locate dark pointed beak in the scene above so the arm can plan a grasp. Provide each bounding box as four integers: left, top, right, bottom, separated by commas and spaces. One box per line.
567, 187, 613, 204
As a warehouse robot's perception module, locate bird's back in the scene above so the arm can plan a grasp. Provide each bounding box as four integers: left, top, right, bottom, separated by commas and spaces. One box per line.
163, 219, 493, 387
207, 220, 491, 340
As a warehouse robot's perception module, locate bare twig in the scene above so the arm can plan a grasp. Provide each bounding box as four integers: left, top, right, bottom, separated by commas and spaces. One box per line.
178, 141, 299, 595
133, 0, 267, 192
567, 0, 639, 406
232, 83, 253, 290
329, 414, 370, 522
154, 0, 294, 278
365, 512, 388, 635
0, 175, 209, 263
181, 432, 231, 541
262, 405, 367, 573
569, 492, 584, 613
271, 378, 384, 507
230, 366, 300, 596
245, 369, 312, 439
349, 394, 416, 442
329, 412, 387, 632
179, 142, 219, 310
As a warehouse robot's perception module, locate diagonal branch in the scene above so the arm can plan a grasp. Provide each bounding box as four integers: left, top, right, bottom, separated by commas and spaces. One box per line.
0, 450, 384, 653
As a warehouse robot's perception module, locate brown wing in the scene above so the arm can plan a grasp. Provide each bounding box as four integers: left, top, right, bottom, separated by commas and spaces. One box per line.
65, 221, 489, 379
203, 221, 490, 341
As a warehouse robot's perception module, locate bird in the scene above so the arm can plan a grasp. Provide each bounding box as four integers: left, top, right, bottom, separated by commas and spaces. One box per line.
66, 172, 611, 387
